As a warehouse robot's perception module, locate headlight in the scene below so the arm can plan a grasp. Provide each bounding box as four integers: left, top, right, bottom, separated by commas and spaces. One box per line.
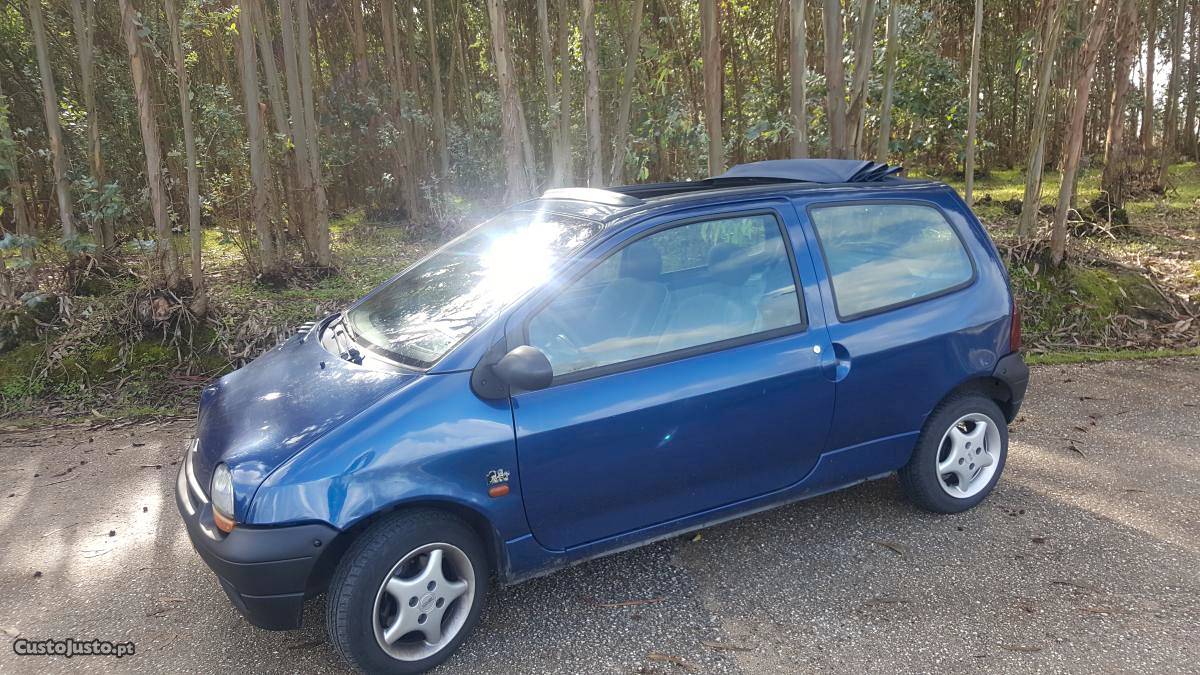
210, 463, 236, 533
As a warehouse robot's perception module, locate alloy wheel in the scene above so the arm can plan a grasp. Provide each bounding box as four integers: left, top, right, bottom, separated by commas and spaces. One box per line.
935, 412, 1001, 498
371, 542, 475, 662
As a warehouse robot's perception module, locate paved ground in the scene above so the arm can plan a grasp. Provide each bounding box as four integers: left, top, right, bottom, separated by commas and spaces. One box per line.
0, 358, 1197, 674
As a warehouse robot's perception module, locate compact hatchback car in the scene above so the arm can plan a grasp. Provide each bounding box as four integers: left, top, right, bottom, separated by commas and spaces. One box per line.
177, 159, 1028, 673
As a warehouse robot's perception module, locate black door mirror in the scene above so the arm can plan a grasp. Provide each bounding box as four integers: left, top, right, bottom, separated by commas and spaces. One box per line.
492, 346, 554, 392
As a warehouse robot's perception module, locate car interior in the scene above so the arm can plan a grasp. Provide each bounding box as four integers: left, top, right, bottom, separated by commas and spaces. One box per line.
528, 216, 803, 376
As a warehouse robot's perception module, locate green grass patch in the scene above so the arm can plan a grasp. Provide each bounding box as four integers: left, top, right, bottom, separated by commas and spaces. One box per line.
1028, 347, 1200, 366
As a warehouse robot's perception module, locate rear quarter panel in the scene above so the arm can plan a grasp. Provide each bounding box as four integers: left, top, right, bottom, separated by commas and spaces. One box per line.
791, 184, 1012, 459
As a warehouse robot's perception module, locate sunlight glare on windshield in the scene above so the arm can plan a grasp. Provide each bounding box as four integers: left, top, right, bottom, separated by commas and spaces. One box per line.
477, 216, 561, 306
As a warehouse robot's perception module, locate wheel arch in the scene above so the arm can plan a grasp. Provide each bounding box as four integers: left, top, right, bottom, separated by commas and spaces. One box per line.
940, 375, 1018, 423
308, 499, 508, 596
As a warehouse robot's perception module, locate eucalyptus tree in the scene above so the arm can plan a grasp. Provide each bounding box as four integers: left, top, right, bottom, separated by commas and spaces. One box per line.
237, 1, 279, 276
610, 0, 645, 184
790, 0, 809, 158
1157, 0, 1187, 187
964, 0, 983, 204
1101, 0, 1140, 206
1051, 0, 1111, 265
1018, 0, 1066, 238
26, 0, 74, 240
581, 0, 604, 185
68, 0, 109, 248
487, 0, 535, 200
823, 0, 848, 158
119, 0, 180, 287
701, 0, 724, 174
165, 0, 206, 314
876, 0, 899, 162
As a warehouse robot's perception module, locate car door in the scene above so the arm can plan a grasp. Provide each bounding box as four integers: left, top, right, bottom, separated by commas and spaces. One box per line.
797, 195, 1006, 472
508, 203, 835, 552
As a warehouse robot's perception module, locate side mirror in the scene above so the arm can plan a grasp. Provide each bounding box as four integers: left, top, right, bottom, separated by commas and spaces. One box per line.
492, 346, 554, 392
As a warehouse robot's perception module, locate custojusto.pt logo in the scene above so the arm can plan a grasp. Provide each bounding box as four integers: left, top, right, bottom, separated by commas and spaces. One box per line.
13, 637, 136, 658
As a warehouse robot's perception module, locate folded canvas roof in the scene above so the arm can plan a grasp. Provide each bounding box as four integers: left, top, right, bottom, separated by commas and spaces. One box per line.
540, 159, 906, 206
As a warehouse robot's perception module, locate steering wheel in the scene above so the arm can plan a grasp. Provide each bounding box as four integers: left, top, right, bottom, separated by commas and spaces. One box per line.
532, 312, 595, 371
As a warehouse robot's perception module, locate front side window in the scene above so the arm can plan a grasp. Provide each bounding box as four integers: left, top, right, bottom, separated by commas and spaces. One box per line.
346, 210, 601, 367
809, 203, 974, 319
528, 213, 803, 377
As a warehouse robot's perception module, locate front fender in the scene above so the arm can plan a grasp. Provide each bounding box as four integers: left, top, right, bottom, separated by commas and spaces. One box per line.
246, 372, 529, 541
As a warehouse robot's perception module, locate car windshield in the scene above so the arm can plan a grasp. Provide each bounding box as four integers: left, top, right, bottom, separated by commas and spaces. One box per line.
345, 210, 601, 367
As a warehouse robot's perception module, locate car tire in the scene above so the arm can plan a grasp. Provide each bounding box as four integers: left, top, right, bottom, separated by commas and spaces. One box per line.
898, 393, 1008, 514
325, 509, 488, 674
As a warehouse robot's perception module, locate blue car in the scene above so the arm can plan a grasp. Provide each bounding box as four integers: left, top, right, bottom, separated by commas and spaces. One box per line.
177, 159, 1028, 673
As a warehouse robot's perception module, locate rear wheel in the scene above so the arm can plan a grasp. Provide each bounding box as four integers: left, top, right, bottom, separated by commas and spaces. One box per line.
899, 393, 1008, 513
326, 510, 487, 674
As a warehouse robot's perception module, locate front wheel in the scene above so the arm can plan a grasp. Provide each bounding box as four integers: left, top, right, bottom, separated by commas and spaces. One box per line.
326, 510, 488, 674
899, 393, 1008, 513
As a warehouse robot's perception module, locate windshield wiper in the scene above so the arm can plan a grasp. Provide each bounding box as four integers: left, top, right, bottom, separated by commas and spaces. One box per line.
327, 318, 364, 365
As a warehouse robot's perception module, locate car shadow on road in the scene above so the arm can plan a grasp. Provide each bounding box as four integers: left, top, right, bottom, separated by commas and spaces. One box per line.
1, 399, 1198, 674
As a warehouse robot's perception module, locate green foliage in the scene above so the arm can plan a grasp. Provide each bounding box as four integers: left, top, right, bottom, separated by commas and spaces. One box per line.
76, 178, 130, 234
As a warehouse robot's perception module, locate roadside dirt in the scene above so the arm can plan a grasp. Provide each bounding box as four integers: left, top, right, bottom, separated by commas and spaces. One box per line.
0, 358, 1197, 673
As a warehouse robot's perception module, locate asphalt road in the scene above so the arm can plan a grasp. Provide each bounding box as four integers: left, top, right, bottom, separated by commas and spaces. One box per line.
1, 358, 1198, 674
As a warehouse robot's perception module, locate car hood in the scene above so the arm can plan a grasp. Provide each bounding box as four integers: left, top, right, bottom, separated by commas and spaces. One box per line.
192, 321, 416, 518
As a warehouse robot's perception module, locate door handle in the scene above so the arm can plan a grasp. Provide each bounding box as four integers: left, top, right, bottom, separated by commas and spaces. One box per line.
830, 342, 852, 382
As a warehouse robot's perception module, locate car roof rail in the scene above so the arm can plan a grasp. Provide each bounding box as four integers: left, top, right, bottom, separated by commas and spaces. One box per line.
541, 187, 645, 207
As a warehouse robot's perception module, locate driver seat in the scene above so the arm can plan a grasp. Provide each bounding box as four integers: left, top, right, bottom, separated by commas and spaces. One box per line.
583, 240, 668, 351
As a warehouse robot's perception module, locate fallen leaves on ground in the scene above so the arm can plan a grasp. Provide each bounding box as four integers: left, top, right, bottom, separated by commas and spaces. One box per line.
869, 540, 906, 556
999, 644, 1043, 653
647, 652, 698, 671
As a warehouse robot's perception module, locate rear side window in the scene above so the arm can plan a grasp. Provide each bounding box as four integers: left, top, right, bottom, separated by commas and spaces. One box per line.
809, 203, 974, 319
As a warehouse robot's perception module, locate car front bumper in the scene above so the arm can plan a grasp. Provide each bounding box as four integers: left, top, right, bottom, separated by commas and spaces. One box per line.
175, 443, 338, 630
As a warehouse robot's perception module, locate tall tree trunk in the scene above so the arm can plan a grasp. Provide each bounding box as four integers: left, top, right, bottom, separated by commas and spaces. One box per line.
398, 7, 430, 198
1017, 0, 1066, 237
27, 0, 75, 240
701, 0, 724, 174
537, 0, 565, 185
165, 0, 206, 315
1101, 0, 1139, 206
609, 0, 644, 184
876, 0, 899, 161
280, 0, 318, 263
293, 0, 331, 265
119, 0, 180, 288
1157, 0, 1187, 187
0, 75, 33, 272
487, 0, 535, 201
964, 0, 983, 204
1051, 0, 1111, 265
425, 0, 451, 178
349, 0, 369, 89
790, 0, 808, 157
380, 0, 420, 216
557, 0, 575, 185
1185, 0, 1199, 158
822, 0, 848, 158
846, 0, 878, 157
581, 0, 604, 186
1142, 0, 1158, 156
0, 78, 14, 301
251, 0, 305, 243
69, 0, 111, 247
237, 1, 279, 276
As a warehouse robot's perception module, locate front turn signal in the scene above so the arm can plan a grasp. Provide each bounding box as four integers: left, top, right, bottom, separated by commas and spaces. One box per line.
212, 507, 236, 533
